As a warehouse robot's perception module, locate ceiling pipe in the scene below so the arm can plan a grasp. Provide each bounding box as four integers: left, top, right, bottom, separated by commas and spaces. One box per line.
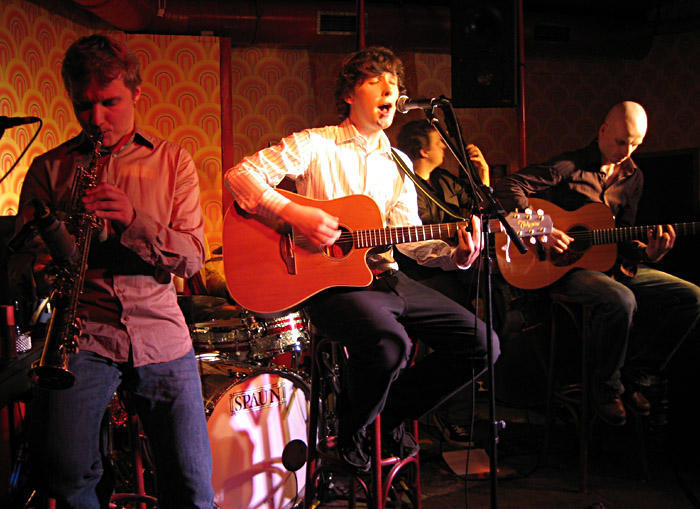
70, 0, 451, 52
70, 0, 658, 59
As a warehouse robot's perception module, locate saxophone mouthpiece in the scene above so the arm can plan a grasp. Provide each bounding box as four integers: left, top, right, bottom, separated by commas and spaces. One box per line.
86, 129, 104, 146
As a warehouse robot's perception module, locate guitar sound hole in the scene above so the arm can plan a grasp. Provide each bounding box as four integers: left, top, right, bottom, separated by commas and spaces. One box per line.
550, 225, 591, 267
320, 225, 353, 260
567, 225, 591, 253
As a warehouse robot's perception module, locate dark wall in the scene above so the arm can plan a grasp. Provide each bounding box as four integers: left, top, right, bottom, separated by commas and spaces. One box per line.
635, 148, 700, 285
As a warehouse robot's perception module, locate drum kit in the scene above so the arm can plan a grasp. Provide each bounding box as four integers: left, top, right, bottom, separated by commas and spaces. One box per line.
180, 297, 312, 509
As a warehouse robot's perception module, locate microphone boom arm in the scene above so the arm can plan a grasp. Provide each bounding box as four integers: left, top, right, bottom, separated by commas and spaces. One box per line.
420, 100, 528, 254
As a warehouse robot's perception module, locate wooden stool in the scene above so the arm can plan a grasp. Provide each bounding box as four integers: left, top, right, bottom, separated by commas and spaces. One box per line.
542, 296, 649, 493
541, 296, 594, 492
304, 335, 422, 508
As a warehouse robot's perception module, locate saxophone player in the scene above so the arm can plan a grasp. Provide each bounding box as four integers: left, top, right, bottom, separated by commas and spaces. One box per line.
9, 34, 214, 508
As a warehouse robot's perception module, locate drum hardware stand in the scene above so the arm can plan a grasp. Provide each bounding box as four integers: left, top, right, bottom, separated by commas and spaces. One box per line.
109, 390, 158, 509
413, 100, 529, 509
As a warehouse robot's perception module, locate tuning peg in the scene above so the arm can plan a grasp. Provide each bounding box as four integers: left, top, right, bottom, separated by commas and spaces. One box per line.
530, 237, 537, 244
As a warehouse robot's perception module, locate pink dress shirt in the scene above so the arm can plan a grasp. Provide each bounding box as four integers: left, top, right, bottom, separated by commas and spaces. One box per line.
11, 128, 205, 366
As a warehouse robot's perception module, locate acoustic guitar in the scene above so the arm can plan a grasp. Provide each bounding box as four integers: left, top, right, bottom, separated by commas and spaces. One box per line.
496, 197, 700, 290
223, 189, 552, 315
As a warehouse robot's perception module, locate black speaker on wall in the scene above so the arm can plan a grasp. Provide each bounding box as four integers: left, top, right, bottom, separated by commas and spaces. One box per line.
451, 0, 518, 108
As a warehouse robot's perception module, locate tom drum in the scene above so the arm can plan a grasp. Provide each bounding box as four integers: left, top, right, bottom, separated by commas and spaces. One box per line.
191, 318, 251, 361
248, 312, 309, 361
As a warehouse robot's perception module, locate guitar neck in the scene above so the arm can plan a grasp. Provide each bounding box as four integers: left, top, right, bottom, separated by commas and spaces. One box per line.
592, 222, 700, 245
353, 219, 502, 248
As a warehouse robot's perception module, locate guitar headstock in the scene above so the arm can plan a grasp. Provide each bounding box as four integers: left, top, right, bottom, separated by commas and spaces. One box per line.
503, 208, 553, 243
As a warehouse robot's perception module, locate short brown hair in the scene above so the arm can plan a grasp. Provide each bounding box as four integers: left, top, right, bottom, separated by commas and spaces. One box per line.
396, 119, 433, 162
334, 46, 406, 120
62, 34, 142, 100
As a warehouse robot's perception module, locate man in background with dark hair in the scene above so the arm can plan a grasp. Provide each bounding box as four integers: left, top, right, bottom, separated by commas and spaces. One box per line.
395, 119, 491, 447
10, 34, 214, 507
226, 46, 499, 470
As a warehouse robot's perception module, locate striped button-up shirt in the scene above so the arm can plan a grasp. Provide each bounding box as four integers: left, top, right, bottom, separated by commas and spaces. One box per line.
225, 119, 466, 273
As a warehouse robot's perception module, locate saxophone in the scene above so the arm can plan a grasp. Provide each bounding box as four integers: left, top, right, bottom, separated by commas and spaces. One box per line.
30, 132, 103, 389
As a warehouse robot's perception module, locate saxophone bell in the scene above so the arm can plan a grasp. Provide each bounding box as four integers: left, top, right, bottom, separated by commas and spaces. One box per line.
30, 364, 76, 390
28, 290, 78, 390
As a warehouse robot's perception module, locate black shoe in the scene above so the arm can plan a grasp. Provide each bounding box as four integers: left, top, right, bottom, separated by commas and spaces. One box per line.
382, 423, 420, 459
432, 413, 474, 448
337, 430, 371, 472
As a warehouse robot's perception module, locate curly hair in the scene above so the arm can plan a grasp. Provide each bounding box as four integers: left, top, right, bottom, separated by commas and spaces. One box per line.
396, 119, 434, 162
334, 46, 407, 120
62, 34, 142, 100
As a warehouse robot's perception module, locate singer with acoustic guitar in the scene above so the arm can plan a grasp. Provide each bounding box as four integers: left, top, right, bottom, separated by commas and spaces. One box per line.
224, 46, 500, 472
493, 101, 700, 427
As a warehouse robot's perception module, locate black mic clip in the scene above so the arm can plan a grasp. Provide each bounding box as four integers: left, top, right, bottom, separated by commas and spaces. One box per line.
396, 95, 451, 114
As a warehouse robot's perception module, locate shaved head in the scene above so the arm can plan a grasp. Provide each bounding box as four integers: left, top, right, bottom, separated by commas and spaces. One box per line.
598, 101, 647, 165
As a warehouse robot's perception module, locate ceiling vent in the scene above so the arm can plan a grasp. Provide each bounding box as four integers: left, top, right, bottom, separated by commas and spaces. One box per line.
317, 11, 357, 35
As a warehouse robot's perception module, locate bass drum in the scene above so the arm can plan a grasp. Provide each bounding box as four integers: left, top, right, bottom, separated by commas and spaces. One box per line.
200, 359, 310, 509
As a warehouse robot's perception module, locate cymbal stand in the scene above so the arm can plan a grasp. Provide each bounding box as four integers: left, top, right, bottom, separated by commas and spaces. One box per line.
109, 391, 158, 509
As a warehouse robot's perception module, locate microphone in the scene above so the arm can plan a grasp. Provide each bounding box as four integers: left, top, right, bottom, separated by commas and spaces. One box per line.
2, 221, 39, 262
396, 95, 441, 114
0, 116, 41, 129
31, 198, 79, 266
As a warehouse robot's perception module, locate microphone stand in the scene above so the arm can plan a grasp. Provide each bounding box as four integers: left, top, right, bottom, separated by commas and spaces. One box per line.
420, 101, 528, 509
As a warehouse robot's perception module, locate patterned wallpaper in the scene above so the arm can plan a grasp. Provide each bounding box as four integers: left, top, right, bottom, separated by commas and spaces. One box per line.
228, 32, 700, 184
2, 0, 700, 252
0, 0, 222, 252
524, 32, 700, 164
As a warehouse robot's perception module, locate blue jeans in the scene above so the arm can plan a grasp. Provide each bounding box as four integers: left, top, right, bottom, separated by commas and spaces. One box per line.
551, 266, 700, 400
29, 348, 214, 509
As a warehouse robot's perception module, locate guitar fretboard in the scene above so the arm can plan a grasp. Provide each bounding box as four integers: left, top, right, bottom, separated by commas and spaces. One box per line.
586, 222, 700, 245
354, 222, 468, 248
351, 218, 528, 248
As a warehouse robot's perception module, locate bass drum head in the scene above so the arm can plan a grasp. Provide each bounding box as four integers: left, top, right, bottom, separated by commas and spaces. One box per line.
203, 366, 310, 509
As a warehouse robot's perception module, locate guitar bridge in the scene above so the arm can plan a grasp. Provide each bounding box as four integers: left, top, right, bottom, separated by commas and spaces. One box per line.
280, 231, 297, 275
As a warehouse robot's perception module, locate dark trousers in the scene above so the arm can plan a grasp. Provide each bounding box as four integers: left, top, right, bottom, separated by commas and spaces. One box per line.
307, 270, 499, 437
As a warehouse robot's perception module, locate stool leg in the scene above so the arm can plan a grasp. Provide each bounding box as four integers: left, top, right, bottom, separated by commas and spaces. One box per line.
412, 419, 422, 508
109, 396, 158, 508
128, 412, 148, 509
541, 308, 559, 467
579, 307, 590, 493
304, 337, 321, 506
373, 417, 383, 509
